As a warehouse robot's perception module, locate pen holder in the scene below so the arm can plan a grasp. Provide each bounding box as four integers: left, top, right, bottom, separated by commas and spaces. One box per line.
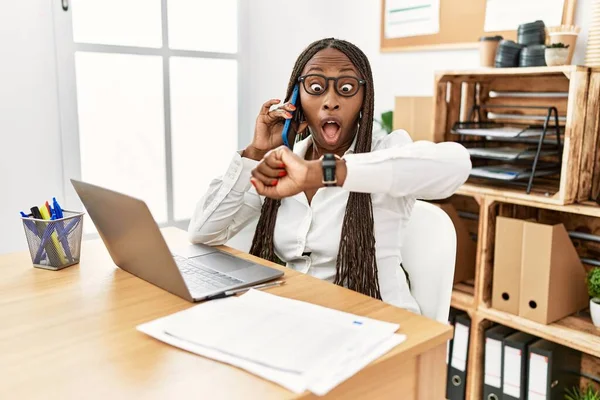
21, 211, 85, 271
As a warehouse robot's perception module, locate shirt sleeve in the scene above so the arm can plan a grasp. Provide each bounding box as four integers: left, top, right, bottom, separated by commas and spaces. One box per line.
187, 151, 262, 245
341, 130, 472, 199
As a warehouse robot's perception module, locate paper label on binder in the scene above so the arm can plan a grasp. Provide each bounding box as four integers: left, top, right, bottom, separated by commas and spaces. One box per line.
484, 338, 502, 388
528, 354, 548, 400
503, 347, 522, 397
451, 323, 468, 372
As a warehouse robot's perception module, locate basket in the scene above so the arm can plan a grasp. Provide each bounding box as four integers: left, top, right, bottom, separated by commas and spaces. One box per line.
21, 210, 84, 270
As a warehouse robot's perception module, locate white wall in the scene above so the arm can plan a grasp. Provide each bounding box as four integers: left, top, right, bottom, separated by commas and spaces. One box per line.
0, 0, 64, 254
0, 0, 592, 255
241, 0, 592, 145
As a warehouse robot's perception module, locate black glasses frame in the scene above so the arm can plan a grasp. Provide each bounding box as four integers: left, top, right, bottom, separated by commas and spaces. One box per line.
297, 74, 366, 97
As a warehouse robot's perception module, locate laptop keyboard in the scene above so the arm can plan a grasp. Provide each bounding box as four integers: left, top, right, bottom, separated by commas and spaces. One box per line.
173, 255, 243, 293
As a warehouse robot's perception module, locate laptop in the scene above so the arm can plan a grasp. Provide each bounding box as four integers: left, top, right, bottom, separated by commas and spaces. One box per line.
71, 179, 283, 302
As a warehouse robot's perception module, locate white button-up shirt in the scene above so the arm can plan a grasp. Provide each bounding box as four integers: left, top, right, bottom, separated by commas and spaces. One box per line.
188, 130, 471, 314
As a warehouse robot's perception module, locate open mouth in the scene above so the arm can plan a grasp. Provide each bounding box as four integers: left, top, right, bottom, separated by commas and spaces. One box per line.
321, 119, 342, 144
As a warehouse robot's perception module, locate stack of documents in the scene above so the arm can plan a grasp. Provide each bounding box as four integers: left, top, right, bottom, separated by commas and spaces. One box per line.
470, 164, 560, 181
467, 146, 557, 161
455, 126, 548, 138
137, 290, 406, 396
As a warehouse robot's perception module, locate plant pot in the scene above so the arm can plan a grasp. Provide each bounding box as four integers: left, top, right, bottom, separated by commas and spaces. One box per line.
548, 32, 578, 64
545, 48, 570, 66
591, 298, 600, 327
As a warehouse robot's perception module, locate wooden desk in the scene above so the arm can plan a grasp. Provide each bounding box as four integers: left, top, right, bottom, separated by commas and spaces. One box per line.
0, 228, 452, 399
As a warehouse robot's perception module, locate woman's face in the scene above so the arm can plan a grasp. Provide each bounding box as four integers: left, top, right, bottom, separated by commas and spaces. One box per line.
299, 48, 365, 152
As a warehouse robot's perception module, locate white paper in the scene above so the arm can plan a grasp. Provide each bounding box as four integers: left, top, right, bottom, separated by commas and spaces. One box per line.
137, 290, 406, 396
484, 0, 564, 32
484, 338, 502, 388
527, 353, 549, 400
503, 347, 523, 398
451, 323, 469, 372
385, 0, 440, 39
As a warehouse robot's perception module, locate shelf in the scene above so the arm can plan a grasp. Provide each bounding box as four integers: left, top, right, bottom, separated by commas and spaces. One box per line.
457, 182, 563, 204
457, 185, 600, 217
478, 306, 600, 358
436, 65, 587, 81
451, 283, 476, 312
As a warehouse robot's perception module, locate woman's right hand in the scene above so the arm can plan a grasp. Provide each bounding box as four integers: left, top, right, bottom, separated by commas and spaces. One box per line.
243, 99, 306, 161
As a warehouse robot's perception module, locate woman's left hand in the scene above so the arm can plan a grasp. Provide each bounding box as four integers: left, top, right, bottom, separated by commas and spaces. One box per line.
250, 146, 319, 199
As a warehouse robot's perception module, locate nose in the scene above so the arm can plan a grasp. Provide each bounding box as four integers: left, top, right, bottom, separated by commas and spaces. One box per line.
322, 84, 340, 111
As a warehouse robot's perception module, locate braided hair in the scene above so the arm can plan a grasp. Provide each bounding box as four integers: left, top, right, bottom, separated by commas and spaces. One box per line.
249, 38, 381, 299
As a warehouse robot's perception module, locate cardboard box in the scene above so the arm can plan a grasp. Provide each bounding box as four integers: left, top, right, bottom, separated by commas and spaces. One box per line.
492, 217, 525, 315
519, 221, 588, 324
393, 97, 434, 142
434, 202, 476, 284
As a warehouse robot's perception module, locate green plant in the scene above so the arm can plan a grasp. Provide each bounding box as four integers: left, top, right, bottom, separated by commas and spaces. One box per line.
547, 42, 570, 49
375, 110, 393, 134
565, 385, 600, 400
587, 267, 600, 299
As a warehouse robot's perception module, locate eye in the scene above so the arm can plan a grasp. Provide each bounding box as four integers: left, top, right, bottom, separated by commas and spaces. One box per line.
340, 83, 354, 93
310, 83, 324, 93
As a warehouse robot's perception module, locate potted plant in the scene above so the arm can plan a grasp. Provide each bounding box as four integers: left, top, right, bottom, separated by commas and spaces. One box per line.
374, 110, 393, 134
586, 267, 600, 327
565, 385, 600, 400
545, 42, 570, 66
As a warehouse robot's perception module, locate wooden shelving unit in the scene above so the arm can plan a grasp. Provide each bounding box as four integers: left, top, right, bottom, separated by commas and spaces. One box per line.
434, 65, 600, 205
433, 67, 600, 400
451, 286, 475, 313
478, 306, 600, 358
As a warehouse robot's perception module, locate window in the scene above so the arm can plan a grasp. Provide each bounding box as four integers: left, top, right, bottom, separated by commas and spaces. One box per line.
57, 0, 239, 232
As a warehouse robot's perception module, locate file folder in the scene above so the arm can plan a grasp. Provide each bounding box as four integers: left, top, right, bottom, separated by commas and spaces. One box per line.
502, 331, 538, 400
527, 339, 581, 400
492, 217, 525, 315
519, 221, 588, 324
447, 313, 470, 400
446, 308, 463, 400
483, 325, 515, 400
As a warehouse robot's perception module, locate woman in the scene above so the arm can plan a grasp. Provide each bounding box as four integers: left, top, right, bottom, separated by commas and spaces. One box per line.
188, 38, 471, 314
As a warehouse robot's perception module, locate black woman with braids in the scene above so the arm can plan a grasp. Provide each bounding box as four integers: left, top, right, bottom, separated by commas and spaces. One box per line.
188, 38, 471, 314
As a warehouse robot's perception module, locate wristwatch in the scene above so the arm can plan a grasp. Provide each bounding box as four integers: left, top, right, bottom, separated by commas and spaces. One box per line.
321, 154, 339, 187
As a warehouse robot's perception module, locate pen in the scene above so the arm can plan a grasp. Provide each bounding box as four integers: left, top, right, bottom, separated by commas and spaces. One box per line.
20, 211, 39, 236
205, 280, 285, 301
39, 204, 67, 264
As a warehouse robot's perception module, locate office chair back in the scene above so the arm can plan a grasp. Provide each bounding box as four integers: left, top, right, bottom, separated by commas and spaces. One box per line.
400, 200, 457, 323
226, 200, 457, 323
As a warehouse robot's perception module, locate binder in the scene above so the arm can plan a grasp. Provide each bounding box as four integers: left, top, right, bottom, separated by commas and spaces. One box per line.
483, 325, 516, 400
446, 308, 463, 400
527, 339, 581, 400
447, 313, 470, 400
502, 331, 538, 400
447, 308, 463, 363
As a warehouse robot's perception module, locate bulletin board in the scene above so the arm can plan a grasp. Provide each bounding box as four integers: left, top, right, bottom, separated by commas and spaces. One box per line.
380, 0, 577, 52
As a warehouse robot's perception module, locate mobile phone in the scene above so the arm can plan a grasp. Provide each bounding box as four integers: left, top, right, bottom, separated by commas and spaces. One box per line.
282, 84, 299, 148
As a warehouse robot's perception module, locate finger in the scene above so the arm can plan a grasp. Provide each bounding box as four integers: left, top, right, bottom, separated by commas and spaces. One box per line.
251, 178, 281, 199
265, 109, 293, 124
264, 150, 286, 170
257, 159, 286, 179
275, 146, 298, 167
259, 99, 281, 116
251, 168, 279, 187
277, 102, 297, 113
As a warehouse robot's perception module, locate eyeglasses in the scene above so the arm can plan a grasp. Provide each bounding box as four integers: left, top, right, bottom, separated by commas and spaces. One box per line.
298, 74, 366, 97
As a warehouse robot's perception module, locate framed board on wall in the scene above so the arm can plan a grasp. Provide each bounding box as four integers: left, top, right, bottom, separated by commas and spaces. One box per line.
380, 0, 577, 52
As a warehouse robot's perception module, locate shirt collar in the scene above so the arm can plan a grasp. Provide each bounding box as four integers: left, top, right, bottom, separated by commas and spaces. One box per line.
293, 134, 358, 158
